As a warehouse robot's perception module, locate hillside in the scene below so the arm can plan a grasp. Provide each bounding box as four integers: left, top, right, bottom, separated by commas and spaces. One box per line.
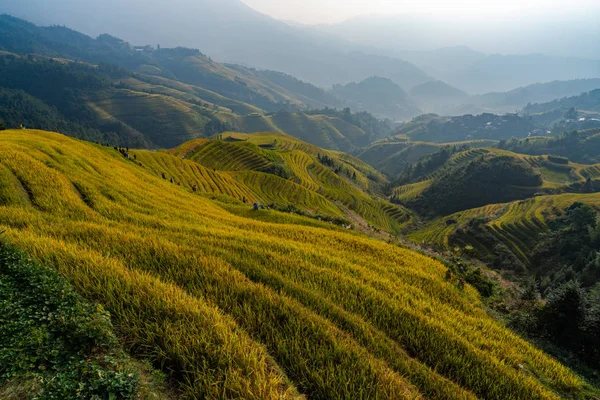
331, 77, 421, 120
501, 128, 600, 164
394, 149, 550, 216
0, 51, 390, 151
0, 2, 433, 89
0, 15, 338, 113
0, 128, 597, 399
409, 80, 469, 115
358, 137, 497, 176
224, 109, 392, 151
410, 193, 600, 263
395, 113, 537, 143
522, 89, 600, 128
389, 143, 600, 213
153, 131, 410, 232
524, 89, 600, 115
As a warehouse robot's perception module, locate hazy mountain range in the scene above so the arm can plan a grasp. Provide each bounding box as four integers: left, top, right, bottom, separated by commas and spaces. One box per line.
317, 13, 600, 59
0, 0, 431, 89
2, 0, 599, 95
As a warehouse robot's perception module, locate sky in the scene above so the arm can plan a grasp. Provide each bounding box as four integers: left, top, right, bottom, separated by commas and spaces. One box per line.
240, 0, 600, 24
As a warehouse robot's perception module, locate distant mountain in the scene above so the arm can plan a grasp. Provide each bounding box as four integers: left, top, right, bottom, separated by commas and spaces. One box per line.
0, 1, 432, 88
318, 13, 600, 62
320, 14, 600, 93
395, 46, 488, 77
0, 15, 328, 113
331, 77, 421, 120
471, 79, 600, 111
409, 80, 469, 114
0, 17, 395, 150
444, 54, 600, 94
410, 78, 600, 116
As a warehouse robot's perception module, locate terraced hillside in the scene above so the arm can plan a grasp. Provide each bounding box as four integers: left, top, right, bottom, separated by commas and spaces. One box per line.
201, 111, 378, 152
0, 16, 335, 114
358, 138, 496, 176
391, 147, 600, 216
410, 192, 600, 266
0, 17, 392, 151
0, 129, 597, 399
161, 132, 409, 231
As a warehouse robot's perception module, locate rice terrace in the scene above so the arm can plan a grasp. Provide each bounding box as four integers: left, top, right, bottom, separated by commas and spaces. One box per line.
0, 2, 600, 400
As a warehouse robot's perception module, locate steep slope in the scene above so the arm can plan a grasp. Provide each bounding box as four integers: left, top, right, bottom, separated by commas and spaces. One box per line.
389, 147, 600, 216
0, 244, 169, 399
162, 132, 409, 231
0, 129, 596, 399
358, 138, 496, 176
0, 51, 390, 151
410, 192, 600, 268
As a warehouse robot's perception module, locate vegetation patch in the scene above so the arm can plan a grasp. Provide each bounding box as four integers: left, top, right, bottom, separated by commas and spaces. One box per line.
0, 243, 144, 399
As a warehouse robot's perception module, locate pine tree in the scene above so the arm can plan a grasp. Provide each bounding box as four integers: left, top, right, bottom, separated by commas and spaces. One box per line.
0, 119, 5, 131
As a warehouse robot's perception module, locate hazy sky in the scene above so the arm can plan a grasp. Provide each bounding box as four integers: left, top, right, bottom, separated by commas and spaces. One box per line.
241, 0, 599, 24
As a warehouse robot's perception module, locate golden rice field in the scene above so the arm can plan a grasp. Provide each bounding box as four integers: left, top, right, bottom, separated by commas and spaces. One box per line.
0, 129, 597, 399
393, 180, 434, 202
162, 132, 408, 231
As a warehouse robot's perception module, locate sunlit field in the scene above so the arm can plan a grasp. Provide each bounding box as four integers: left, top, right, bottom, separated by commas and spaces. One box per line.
0, 129, 596, 399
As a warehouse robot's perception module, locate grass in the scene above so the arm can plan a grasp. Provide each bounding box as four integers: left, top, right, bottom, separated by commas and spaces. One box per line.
0, 129, 598, 399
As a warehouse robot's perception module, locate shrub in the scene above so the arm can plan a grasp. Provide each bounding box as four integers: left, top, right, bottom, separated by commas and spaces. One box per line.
0, 243, 140, 399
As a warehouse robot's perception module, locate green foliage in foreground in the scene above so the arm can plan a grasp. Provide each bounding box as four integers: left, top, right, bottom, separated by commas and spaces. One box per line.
0, 243, 140, 400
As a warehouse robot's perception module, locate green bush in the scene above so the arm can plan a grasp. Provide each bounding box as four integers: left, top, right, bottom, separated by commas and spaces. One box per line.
0, 243, 140, 399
